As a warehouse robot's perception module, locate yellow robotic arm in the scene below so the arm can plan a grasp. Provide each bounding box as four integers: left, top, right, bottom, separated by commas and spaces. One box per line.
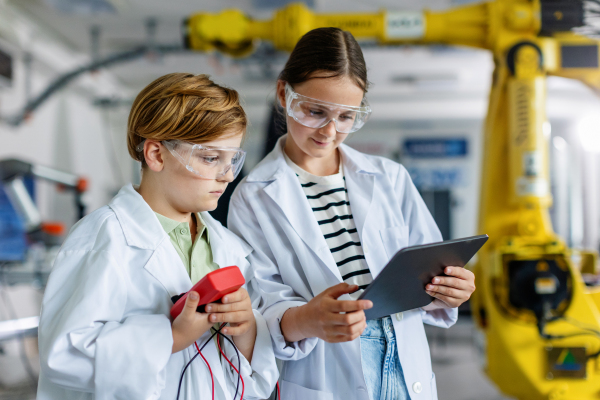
184, 2, 600, 399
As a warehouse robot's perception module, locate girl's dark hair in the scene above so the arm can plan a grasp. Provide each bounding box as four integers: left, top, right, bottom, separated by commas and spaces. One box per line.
278, 27, 369, 92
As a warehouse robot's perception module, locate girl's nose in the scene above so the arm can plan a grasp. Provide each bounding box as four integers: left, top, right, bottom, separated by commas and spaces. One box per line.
319, 120, 337, 137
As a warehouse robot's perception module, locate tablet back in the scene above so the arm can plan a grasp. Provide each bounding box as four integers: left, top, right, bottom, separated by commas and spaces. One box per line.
359, 235, 488, 320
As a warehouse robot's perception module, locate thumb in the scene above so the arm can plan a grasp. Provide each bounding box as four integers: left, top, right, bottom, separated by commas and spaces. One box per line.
324, 283, 358, 300
182, 291, 200, 317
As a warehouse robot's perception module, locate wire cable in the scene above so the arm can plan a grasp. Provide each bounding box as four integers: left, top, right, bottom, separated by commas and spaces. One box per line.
195, 342, 214, 400
176, 323, 226, 400
214, 329, 243, 400
540, 314, 600, 360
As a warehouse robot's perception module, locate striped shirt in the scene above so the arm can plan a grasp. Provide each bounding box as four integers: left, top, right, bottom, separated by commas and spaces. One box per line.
284, 153, 373, 300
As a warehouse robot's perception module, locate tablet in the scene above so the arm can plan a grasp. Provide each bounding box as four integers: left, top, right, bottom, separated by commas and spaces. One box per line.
358, 234, 489, 320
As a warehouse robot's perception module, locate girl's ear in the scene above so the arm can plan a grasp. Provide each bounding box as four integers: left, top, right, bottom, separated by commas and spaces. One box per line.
276, 80, 286, 109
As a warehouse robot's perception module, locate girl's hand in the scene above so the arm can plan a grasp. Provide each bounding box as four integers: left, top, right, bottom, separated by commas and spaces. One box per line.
281, 283, 373, 343
424, 266, 476, 309
171, 291, 213, 353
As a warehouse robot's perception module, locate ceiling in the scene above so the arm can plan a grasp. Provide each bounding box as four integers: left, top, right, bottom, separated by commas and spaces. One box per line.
12, 0, 469, 54
7, 0, 490, 93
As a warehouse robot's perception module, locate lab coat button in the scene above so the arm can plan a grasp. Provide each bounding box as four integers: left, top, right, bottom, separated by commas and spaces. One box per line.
395, 312, 403, 321
180, 228, 188, 234
413, 382, 422, 394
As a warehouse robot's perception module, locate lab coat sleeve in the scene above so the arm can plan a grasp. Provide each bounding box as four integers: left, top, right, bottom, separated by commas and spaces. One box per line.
219, 310, 279, 399
39, 249, 173, 400
228, 189, 319, 361
394, 165, 459, 328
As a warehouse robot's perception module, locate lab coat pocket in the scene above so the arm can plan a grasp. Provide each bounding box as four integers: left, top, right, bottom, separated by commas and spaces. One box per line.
280, 380, 334, 400
431, 372, 439, 400
379, 225, 409, 260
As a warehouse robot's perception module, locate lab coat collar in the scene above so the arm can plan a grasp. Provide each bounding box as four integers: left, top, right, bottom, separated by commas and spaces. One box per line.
109, 184, 251, 257
109, 184, 252, 296
246, 135, 381, 183
109, 184, 168, 250
247, 137, 340, 285
200, 210, 253, 266
245, 135, 383, 292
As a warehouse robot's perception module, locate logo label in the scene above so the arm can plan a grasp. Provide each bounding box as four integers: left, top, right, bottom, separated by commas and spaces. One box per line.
386, 12, 425, 39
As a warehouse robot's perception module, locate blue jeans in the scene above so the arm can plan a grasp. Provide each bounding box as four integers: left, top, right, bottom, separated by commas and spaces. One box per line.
360, 317, 410, 400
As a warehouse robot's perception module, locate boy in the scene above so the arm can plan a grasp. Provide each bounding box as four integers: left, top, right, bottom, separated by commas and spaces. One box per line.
37, 73, 278, 399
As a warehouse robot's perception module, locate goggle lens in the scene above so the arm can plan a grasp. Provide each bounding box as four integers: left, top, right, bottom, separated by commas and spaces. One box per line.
163, 140, 246, 180
285, 83, 371, 134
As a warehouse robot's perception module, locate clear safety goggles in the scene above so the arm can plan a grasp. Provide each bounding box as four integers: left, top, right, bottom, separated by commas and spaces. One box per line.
285, 82, 372, 134
137, 140, 246, 180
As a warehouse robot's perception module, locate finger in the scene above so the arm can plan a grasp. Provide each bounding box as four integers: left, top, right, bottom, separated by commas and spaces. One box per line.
430, 276, 470, 290
327, 299, 373, 313
209, 311, 252, 324
221, 288, 248, 304
429, 292, 460, 308
329, 310, 366, 326
443, 266, 471, 279
324, 283, 360, 300
327, 321, 366, 342
205, 301, 248, 313
181, 291, 200, 317
426, 284, 468, 300
222, 322, 249, 336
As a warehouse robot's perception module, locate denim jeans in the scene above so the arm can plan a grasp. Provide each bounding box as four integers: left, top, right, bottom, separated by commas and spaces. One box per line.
360, 317, 410, 400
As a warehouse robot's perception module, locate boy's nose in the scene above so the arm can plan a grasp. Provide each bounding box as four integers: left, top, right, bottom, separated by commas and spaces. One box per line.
217, 166, 235, 183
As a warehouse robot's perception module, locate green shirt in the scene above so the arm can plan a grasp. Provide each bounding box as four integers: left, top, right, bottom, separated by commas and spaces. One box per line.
154, 212, 219, 285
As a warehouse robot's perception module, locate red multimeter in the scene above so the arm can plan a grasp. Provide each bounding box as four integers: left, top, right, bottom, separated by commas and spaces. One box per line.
170, 266, 246, 320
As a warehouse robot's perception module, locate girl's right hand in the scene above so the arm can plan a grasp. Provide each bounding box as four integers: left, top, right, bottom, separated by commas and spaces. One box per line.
281, 283, 373, 343
171, 291, 213, 353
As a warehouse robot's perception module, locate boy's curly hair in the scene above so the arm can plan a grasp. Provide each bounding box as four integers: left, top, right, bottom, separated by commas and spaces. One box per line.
127, 73, 247, 165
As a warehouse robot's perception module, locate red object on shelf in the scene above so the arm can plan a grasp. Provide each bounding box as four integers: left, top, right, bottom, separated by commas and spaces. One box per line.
41, 222, 66, 236
170, 266, 245, 320
76, 178, 88, 193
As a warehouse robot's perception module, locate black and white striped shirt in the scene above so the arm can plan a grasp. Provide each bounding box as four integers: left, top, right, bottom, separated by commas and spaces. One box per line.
284, 153, 373, 300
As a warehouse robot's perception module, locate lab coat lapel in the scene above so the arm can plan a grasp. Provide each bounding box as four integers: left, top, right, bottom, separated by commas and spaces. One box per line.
146, 241, 192, 297
340, 145, 386, 277
263, 173, 343, 284
109, 184, 192, 297
201, 212, 253, 278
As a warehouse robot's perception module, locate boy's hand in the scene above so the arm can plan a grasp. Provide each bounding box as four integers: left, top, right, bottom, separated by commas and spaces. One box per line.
424, 266, 476, 309
205, 287, 256, 336
171, 291, 213, 353
205, 288, 257, 361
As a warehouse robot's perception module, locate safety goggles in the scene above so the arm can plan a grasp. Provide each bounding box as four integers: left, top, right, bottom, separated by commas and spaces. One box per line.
284, 82, 372, 134
137, 140, 246, 180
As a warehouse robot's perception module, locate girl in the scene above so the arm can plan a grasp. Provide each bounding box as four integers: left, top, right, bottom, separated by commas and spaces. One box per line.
37, 73, 278, 399
228, 28, 475, 400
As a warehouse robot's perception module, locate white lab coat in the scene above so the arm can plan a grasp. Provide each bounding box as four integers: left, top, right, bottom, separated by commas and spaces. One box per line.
37, 184, 278, 400
228, 136, 458, 400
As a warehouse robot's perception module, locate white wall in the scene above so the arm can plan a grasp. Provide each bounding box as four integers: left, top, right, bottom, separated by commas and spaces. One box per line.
0, 1, 128, 388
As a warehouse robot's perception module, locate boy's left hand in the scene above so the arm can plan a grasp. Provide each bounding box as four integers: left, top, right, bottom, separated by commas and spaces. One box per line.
424, 266, 476, 309
205, 287, 256, 336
